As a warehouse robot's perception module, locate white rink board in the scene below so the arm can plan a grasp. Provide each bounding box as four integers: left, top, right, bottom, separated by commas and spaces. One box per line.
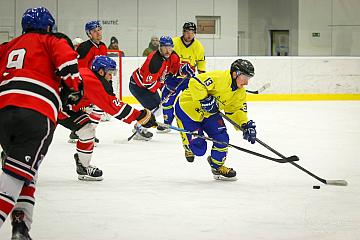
121, 57, 360, 97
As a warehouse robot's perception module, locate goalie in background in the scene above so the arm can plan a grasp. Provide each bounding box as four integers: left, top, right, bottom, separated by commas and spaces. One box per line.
129, 36, 180, 141
174, 59, 257, 181
0, 7, 82, 239
58, 56, 157, 181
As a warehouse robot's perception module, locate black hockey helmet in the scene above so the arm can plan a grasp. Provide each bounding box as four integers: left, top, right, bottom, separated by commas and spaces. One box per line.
230, 59, 255, 78
183, 22, 197, 33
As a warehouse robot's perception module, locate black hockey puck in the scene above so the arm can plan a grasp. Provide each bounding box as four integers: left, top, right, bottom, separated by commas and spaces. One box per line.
313, 185, 320, 189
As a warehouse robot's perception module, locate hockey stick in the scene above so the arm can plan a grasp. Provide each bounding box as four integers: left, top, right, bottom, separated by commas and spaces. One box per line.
158, 123, 298, 163
219, 112, 348, 186
127, 76, 190, 141
246, 82, 271, 94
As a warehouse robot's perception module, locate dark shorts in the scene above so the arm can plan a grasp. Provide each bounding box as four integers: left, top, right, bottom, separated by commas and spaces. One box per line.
58, 110, 91, 132
0, 106, 55, 181
129, 77, 160, 110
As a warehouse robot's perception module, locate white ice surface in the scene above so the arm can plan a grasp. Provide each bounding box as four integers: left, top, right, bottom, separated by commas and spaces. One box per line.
1, 101, 360, 240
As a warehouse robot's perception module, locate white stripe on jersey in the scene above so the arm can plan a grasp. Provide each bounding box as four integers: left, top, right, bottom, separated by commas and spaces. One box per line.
111, 104, 128, 118
57, 59, 78, 71
0, 77, 61, 106
61, 72, 81, 81
0, 90, 58, 120
122, 108, 135, 122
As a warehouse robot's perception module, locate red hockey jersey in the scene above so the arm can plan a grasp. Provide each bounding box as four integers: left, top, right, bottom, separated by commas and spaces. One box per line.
63, 68, 141, 124
77, 39, 107, 68
0, 32, 81, 124
131, 50, 180, 93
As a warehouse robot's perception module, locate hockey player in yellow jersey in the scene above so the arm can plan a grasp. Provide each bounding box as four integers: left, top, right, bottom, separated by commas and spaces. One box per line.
158, 22, 206, 133
172, 22, 206, 74
174, 59, 257, 180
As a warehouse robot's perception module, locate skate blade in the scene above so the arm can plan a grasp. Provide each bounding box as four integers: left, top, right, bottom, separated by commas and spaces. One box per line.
133, 135, 152, 141
156, 129, 171, 134
78, 175, 104, 181
213, 175, 238, 181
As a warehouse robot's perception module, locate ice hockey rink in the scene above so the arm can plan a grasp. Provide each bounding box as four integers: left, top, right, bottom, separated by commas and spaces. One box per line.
0, 101, 359, 240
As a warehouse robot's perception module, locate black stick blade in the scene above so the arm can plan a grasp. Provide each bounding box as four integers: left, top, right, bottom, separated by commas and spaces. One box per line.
287, 155, 300, 162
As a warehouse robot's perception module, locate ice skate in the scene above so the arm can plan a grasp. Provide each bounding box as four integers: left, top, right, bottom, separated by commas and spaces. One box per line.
156, 125, 171, 133
1, 150, 5, 166
68, 131, 99, 145
132, 126, 153, 141
207, 156, 237, 181
184, 145, 194, 162
74, 153, 103, 181
11, 210, 32, 240
68, 131, 78, 143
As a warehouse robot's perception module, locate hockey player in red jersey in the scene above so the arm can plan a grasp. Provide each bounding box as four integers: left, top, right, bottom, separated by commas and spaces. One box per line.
68, 20, 107, 143
0, 7, 83, 239
58, 55, 158, 181
77, 20, 108, 68
129, 36, 180, 140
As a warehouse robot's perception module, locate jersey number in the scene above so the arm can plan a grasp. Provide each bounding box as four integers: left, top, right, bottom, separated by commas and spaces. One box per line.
113, 99, 122, 107
204, 78, 213, 86
7, 49, 26, 69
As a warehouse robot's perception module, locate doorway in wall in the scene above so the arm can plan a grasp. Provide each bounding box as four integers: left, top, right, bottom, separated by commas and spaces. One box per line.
270, 30, 289, 56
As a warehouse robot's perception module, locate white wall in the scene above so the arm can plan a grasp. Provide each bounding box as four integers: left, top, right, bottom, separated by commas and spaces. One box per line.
298, 0, 360, 56
121, 57, 360, 97
0, 0, 238, 56
0, 0, 15, 40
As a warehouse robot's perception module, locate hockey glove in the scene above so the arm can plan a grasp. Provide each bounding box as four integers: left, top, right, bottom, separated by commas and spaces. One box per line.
241, 120, 257, 144
60, 82, 84, 106
164, 74, 179, 92
199, 96, 218, 114
180, 63, 195, 78
136, 109, 158, 128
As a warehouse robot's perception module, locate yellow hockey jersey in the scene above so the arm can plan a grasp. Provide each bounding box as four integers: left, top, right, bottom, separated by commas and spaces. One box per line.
172, 36, 206, 73
176, 70, 248, 125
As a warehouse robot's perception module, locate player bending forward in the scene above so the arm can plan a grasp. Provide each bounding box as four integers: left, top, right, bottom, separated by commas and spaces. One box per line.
174, 59, 257, 181
129, 36, 180, 140
68, 20, 108, 143
58, 56, 157, 181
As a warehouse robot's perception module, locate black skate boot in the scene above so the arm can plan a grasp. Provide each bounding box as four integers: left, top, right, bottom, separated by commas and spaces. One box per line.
69, 131, 99, 146
1, 151, 6, 167
74, 153, 103, 181
11, 210, 32, 240
132, 126, 153, 141
156, 125, 171, 133
68, 131, 79, 143
183, 145, 195, 162
207, 156, 237, 181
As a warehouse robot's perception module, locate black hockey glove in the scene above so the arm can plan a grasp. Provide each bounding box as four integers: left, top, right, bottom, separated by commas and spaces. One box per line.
60, 82, 84, 106
136, 109, 158, 128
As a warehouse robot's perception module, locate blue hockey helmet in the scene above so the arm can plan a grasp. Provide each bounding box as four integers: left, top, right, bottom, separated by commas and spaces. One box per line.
159, 36, 174, 47
85, 20, 102, 35
21, 7, 55, 33
91, 56, 117, 74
